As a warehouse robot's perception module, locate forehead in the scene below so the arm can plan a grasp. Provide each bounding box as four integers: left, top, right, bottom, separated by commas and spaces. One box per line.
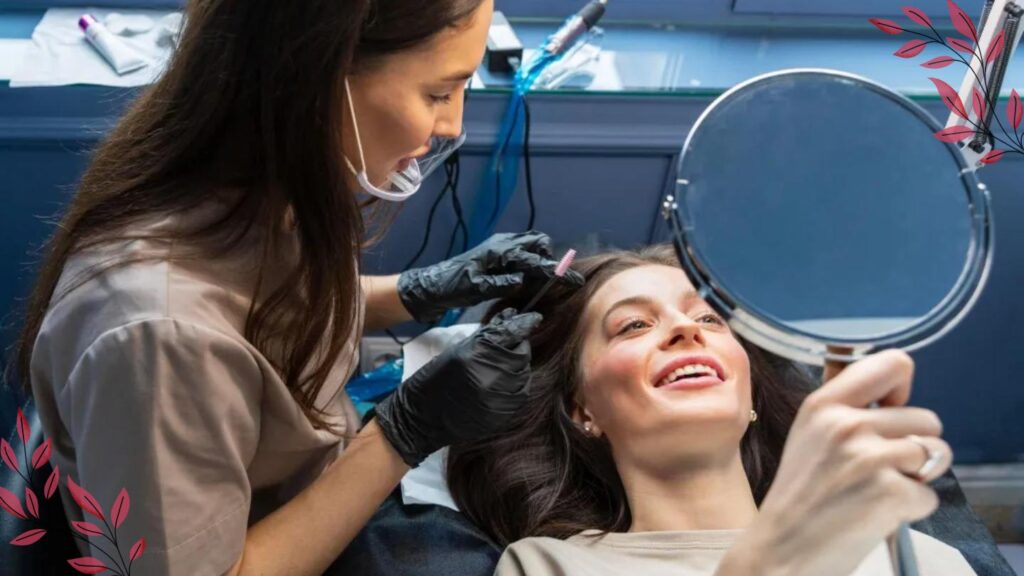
586, 265, 697, 318
405, 1, 492, 69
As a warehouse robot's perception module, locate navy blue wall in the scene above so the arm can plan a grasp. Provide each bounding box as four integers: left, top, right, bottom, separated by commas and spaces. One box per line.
1, 84, 1021, 464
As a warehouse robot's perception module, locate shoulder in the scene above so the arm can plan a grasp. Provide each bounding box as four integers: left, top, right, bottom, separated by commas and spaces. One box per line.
496, 537, 583, 576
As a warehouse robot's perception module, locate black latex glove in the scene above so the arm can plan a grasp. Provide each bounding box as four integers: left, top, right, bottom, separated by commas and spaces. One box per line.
373, 308, 543, 468
397, 231, 585, 323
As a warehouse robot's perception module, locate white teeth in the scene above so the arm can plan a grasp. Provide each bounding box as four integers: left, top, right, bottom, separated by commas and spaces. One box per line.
657, 363, 719, 387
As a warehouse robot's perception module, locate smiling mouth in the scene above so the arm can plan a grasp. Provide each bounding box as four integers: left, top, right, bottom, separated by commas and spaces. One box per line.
655, 363, 723, 388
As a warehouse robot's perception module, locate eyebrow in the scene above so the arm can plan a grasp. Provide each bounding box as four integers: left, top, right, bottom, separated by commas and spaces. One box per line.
600, 289, 701, 327
440, 70, 476, 82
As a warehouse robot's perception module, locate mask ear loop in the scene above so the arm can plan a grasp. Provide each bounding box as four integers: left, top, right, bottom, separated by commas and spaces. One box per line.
343, 77, 368, 176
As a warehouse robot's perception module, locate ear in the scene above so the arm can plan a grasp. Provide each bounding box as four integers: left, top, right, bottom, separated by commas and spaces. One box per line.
571, 400, 602, 437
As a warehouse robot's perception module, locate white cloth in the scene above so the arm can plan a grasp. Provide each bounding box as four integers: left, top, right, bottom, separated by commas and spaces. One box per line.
398, 323, 480, 511
11, 8, 179, 88
0, 39, 32, 81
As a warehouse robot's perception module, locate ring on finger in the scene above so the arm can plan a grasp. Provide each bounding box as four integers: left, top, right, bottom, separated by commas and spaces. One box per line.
907, 434, 944, 480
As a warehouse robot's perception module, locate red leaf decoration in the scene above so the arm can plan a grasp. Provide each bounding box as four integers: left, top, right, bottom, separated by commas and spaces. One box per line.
44, 465, 59, 499
948, 0, 978, 40
869, 18, 904, 35
935, 126, 977, 142
25, 488, 39, 519
1009, 89, 1023, 130
986, 30, 1006, 64
72, 521, 105, 538
10, 528, 46, 546
895, 39, 929, 58
981, 149, 1005, 164
130, 537, 146, 561
930, 77, 969, 119
16, 409, 29, 445
111, 488, 130, 529
68, 557, 110, 575
31, 438, 52, 470
948, 37, 975, 54
0, 439, 18, 473
922, 56, 956, 69
67, 476, 106, 521
973, 88, 987, 120
902, 6, 933, 28
0, 486, 27, 519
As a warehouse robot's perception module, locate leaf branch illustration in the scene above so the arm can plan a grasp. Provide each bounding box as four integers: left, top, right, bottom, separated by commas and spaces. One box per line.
870, 1, 1024, 163
0, 408, 146, 575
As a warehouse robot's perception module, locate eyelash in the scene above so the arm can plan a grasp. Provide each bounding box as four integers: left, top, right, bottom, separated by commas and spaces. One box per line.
616, 312, 725, 335
430, 94, 453, 104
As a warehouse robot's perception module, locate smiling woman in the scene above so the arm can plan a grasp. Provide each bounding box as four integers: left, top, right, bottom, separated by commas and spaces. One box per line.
447, 245, 976, 576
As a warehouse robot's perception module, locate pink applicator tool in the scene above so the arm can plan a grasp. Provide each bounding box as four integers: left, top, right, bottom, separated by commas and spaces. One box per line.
522, 249, 577, 313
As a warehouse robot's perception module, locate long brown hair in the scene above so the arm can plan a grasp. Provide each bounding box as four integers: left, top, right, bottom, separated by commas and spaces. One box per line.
447, 245, 816, 545
14, 0, 484, 430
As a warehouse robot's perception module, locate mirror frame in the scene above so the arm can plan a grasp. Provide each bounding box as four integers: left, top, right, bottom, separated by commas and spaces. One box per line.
664, 68, 993, 366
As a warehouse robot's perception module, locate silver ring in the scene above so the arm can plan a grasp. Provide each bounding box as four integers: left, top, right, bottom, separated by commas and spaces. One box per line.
907, 435, 944, 479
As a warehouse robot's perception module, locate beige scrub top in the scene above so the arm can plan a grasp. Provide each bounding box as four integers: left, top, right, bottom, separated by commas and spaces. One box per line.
30, 212, 362, 576
495, 529, 977, 576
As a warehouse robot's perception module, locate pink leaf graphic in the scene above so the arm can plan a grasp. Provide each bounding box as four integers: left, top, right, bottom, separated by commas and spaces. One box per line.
934, 126, 976, 142
930, 77, 969, 119
973, 88, 987, 120
111, 488, 130, 529
130, 537, 146, 561
948, 0, 978, 40
0, 486, 27, 519
68, 557, 109, 575
72, 521, 105, 538
67, 476, 106, 521
16, 408, 29, 445
869, 18, 904, 35
981, 149, 1005, 164
922, 55, 956, 68
25, 487, 39, 519
31, 438, 52, 470
10, 528, 46, 546
44, 465, 59, 499
0, 439, 18, 473
1009, 89, 1023, 130
948, 37, 975, 54
986, 30, 1006, 64
902, 6, 933, 28
895, 39, 928, 58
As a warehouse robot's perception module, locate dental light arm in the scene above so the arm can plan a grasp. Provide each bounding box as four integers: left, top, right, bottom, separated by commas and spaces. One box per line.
947, 0, 1024, 169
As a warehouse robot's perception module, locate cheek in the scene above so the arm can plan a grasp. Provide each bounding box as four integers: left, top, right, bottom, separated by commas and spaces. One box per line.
580, 341, 650, 422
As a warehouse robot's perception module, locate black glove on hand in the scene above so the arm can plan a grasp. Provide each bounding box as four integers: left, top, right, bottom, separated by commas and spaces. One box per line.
397, 231, 585, 323
373, 308, 543, 468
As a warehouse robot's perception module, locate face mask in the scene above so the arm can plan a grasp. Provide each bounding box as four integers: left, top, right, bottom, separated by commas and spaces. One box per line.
343, 78, 467, 202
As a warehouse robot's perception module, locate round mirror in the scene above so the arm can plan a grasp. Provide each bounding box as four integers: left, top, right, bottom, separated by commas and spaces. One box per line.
665, 69, 993, 365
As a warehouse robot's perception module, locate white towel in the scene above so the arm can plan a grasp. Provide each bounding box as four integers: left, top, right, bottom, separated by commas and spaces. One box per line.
10, 8, 180, 88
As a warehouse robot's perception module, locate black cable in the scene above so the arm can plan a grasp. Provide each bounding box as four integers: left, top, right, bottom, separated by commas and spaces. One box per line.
385, 328, 410, 346
523, 95, 536, 231
446, 152, 469, 258
403, 169, 450, 271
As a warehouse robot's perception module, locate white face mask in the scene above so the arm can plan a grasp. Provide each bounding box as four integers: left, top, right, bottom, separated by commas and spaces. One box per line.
343, 78, 467, 202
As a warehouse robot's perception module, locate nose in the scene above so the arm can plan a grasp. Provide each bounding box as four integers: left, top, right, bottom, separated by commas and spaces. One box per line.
433, 90, 465, 140
661, 311, 706, 350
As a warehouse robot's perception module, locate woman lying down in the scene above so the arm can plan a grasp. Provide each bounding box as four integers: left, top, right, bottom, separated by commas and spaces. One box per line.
447, 245, 975, 576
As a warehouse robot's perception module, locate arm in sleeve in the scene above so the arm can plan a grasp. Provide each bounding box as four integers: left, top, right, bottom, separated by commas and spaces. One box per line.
60, 318, 264, 576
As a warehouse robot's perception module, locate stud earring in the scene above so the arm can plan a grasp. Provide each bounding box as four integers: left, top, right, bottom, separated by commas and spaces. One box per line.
583, 422, 593, 433
750, 409, 758, 423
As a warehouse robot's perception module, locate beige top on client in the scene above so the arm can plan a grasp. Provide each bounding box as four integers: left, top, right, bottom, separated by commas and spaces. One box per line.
30, 210, 362, 576
496, 529, 976, 576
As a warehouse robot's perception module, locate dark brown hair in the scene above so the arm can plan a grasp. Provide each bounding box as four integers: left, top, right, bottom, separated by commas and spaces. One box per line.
14, 0, 484, 430
447, 245, 816, 545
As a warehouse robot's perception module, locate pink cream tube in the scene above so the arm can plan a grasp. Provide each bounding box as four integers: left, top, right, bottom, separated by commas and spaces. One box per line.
79, 14, 148, 75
